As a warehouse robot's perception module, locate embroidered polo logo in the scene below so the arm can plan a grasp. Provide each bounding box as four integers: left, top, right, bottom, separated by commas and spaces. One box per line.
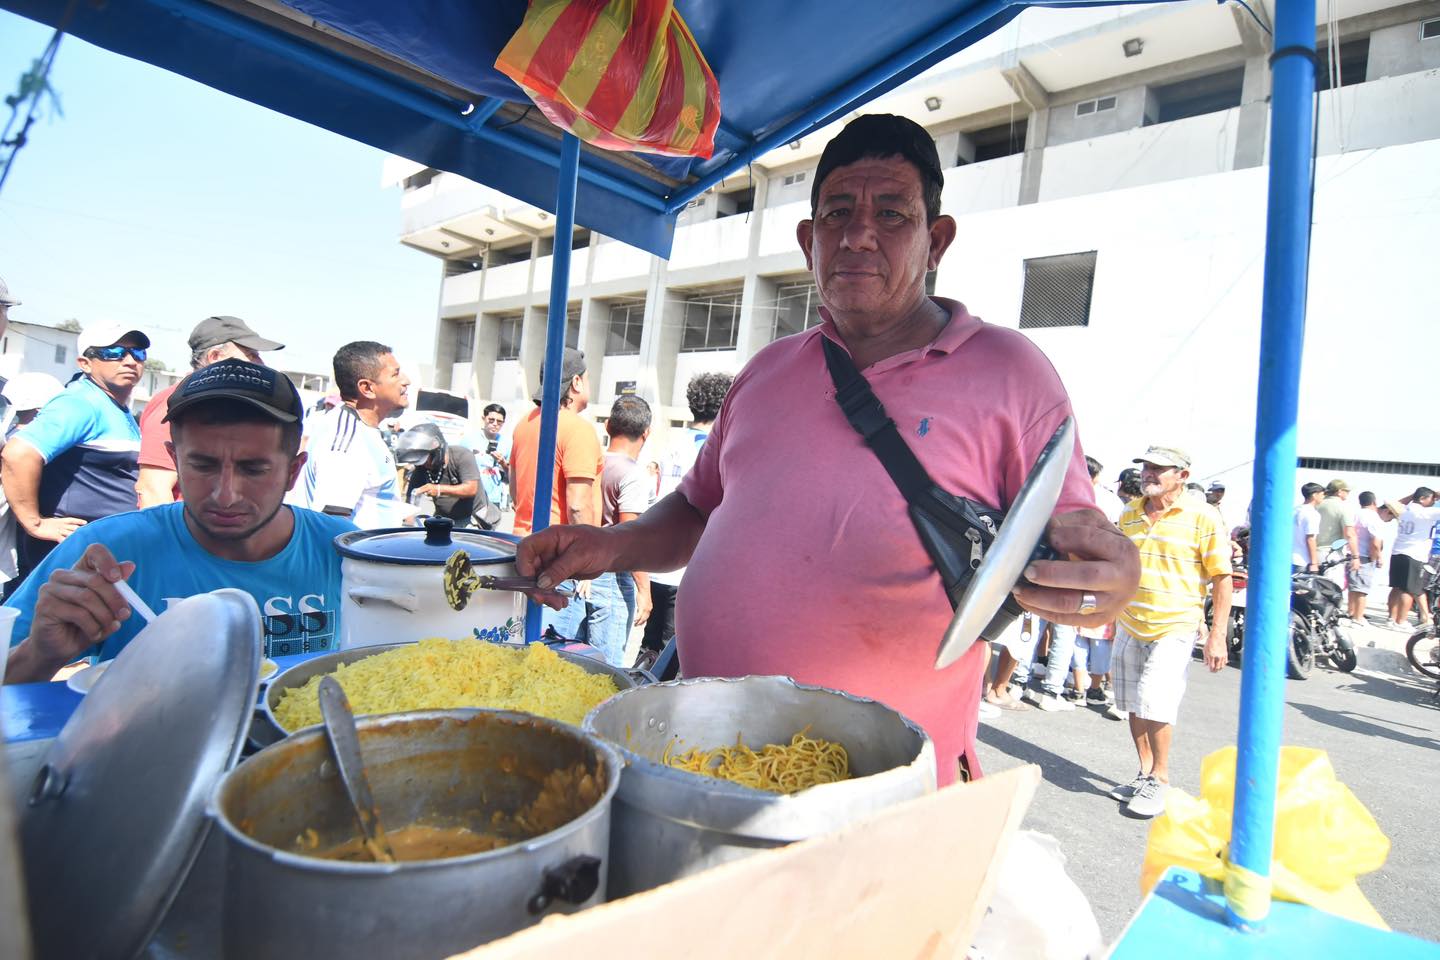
917, 417, 933, 438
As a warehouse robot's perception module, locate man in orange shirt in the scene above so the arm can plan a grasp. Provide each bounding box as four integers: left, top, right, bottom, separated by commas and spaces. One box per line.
508, 348, 616, 648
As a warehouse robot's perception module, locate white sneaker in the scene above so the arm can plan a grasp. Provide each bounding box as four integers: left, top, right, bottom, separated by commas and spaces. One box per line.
1104, 704, 1127, 721
1035, 694, 1075, 712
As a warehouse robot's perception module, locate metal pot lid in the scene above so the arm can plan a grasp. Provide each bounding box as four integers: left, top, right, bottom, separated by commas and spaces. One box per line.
19, 589, 262, 960
334, 516, 518, 566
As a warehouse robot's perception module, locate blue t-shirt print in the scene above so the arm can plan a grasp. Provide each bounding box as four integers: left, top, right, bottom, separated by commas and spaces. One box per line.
3, 503, 356, 661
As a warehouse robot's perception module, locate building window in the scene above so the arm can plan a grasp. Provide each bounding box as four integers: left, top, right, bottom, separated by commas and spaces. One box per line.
1075, 96, 1117, 117
1298, 456, 1440, 476
1019, 252, 1097, 329
54, 344, 66, 364
1314, 38, 1370, 92
783, 171, 807, 186
969, 118, 1029, 161
496, 315, 522, 361
566, 304, 581, 349
1148, 67, 1245, 124
770, 281, 823, 341
402, 168, 437, 190
606, 298, 645, 356
444, 258, 484, 277
680, 287, 742, 352
1423, 17, 1440, 40
453, 321, 475, 361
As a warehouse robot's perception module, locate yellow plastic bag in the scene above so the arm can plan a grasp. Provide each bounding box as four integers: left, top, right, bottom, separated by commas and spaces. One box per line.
1141, 746, 1390, 929
495, 0, 721, 158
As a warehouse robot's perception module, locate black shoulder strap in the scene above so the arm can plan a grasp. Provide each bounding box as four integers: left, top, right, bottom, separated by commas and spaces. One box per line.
821, 337, 931, 501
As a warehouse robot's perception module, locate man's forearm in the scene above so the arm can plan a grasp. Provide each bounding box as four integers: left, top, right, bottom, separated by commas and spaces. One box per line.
4, 637, 71, 685
1307, 536, 1318, 566
136, 467, 178, 508
609, 492, 707, 574
1346, 527, 1358, 557
1209, 576, 1233, 630
565, 479, 596, 526
1, 443, 45, 530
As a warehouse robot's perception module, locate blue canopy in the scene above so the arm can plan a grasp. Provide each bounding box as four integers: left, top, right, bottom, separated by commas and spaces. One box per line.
3, 0, 1161, 257
2, 0, 1324, 934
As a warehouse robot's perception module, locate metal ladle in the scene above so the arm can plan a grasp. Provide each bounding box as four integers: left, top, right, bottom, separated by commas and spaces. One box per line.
443, 549, 575, 612
317, 676, 395, 863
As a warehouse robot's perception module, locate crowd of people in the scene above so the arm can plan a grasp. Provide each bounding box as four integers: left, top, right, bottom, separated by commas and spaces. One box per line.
1, 113, 1433, 805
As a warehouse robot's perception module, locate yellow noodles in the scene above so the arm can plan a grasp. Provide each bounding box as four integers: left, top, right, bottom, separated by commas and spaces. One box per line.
662, 727, 850, 794
272, 638, 618, 732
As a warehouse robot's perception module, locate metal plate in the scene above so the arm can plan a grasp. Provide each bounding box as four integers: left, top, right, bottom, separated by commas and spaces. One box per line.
20, 589, 262, 960
935, 417, 1075, 669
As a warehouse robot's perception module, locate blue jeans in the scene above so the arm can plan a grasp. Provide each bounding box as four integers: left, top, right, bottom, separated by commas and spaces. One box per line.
1039, 620, 1079, 696
540, 572, 627, 667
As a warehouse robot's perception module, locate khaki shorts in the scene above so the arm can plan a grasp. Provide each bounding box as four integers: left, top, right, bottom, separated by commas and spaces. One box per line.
1112, 623, 1198, 724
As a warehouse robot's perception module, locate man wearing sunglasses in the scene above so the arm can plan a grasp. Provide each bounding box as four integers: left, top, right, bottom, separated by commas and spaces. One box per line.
0, 323, 148, 595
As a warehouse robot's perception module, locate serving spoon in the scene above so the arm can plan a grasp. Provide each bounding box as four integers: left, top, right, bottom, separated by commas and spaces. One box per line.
442, 549, 575, 612
317, 676, 396, 863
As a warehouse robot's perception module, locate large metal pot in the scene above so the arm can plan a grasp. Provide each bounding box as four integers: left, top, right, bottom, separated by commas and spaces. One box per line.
334, 517, 524, 650
253, 639, 638, 747
583, 675, 936, 897
214, 709, 621, 960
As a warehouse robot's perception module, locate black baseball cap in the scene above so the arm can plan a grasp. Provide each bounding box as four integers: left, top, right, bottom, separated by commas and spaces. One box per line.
188, 315, 285, 353
532, 347, 587, 402
164, 359, 303, 424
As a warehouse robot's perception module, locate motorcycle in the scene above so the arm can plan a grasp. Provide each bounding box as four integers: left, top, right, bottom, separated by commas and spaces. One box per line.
1287, 542, 1358, 679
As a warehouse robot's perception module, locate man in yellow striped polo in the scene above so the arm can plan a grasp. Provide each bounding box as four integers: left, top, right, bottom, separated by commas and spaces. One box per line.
1108, 444, 1232, 818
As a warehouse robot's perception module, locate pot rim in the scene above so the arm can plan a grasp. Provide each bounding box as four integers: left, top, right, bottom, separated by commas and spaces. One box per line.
213, 708, 622, 874
334, 528, 520, 567
260, 640, 636, 741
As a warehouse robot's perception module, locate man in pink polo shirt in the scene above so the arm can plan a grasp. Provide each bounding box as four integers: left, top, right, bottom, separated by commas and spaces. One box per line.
517, 115, 1139, 785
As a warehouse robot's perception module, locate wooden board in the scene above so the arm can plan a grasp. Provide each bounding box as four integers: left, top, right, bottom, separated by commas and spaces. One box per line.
452, 765, 1041, 960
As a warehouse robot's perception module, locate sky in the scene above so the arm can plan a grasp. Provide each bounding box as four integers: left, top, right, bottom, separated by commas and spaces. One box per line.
0, 10, 440, 377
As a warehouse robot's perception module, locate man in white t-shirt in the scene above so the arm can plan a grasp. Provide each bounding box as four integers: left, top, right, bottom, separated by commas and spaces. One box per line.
1387, 486, 1440, 628
641, 371, 733, 657
1346, 492, 1396, 620
288, 341, 414, 529
1291, 482, 1324, 573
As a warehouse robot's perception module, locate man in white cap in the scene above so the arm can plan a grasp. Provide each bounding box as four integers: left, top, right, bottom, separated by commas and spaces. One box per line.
1108, 444, 1232, 819
0, 322, 149, 594
136, 315, 285, 507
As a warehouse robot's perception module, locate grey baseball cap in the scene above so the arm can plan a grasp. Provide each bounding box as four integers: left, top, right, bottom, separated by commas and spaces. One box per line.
188, 315, 284, 353
0, 275, 19, 307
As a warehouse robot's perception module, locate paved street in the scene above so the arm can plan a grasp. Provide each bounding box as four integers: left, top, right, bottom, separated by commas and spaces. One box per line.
976, 628, 1440, 946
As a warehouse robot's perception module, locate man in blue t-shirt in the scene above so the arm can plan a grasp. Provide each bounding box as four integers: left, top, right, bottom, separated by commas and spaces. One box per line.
3, 359, 355, 683
1, 322, 149, 593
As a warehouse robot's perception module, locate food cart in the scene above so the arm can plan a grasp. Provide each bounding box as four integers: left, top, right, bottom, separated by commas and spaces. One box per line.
2, 0, 1438, 956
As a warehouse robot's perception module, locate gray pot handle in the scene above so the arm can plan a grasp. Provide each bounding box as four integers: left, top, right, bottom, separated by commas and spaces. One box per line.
346, 586, 420, 612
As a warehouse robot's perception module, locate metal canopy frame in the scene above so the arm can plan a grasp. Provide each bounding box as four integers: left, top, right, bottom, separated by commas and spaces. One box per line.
1, 0, 1323, 933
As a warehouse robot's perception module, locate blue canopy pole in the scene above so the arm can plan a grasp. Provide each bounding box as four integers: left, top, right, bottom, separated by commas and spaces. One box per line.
1226, 0, 1316, 931
524, 132, 582, 644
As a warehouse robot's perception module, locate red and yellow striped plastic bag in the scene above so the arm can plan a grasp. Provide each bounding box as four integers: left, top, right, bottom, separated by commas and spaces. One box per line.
495, 0, 721, 159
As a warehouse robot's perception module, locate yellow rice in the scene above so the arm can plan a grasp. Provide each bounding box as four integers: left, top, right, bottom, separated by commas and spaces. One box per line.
272, 638, 619, 732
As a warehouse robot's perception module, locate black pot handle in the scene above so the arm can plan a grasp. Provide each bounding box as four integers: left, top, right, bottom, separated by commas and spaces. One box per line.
527, 855, 601, 914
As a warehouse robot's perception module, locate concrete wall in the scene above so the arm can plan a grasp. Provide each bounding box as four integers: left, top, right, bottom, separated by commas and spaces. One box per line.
1366, 19, 1440, 80
1046, 85, 1149, 146
1315, 68, 1440, 154
937, 136, 1440, 515
1039, 107, 1240, 201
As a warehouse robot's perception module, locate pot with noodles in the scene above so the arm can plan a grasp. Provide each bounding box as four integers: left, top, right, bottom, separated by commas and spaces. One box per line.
582, 675, 936, 897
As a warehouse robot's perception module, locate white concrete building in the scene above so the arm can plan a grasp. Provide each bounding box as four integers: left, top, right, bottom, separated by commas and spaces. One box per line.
393, 0, 1440, 513
0, 320, 79, 384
